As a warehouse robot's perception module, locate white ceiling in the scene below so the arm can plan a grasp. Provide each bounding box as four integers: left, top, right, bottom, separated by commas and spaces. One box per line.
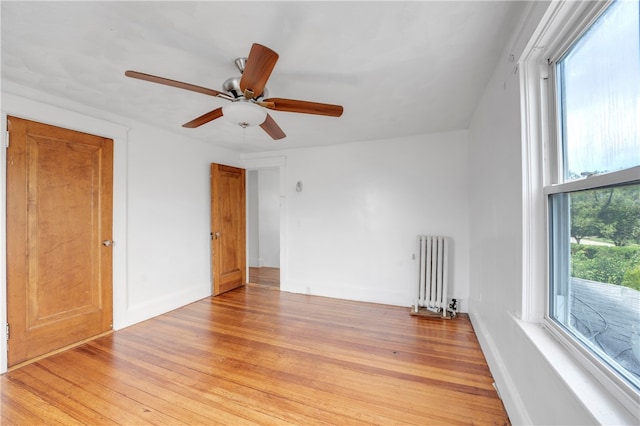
1, 1, 528, 153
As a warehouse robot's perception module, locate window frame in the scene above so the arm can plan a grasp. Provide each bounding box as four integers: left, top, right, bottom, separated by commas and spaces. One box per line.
539, 0, 640, 413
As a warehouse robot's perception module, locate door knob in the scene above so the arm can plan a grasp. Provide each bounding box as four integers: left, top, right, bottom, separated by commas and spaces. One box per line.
102, 240, 115, 247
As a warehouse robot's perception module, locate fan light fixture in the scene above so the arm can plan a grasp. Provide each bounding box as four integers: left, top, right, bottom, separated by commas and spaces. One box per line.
125, 43, 343, 140
222, 101, 266, 128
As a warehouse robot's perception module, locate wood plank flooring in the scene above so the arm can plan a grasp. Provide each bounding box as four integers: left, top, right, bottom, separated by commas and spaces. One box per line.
249, 267, 280, 288
1, 286, 509, 425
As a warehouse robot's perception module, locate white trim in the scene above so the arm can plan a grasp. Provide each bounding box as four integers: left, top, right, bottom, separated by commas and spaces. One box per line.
1, 114, 8, 372
125, 286, 209, 327
518, 315, 637, 425
241, 155, 286, 169
469, 309, 533, 425
544, 317, 640, 414
519, 47, 548, 323
543, 0, 613, 64
544, 166, 640, 195
0, 93, 129, 373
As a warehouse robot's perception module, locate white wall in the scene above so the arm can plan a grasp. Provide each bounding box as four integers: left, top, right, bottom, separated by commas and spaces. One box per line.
280, 131, 470, 309
467, 48, 601, 425
257, 168, 280, 268
248, 170, 260, 267
467, 50, 557, 424
247, 168, 280, 268
467, 2, 636, 424
124, 123, 238, 324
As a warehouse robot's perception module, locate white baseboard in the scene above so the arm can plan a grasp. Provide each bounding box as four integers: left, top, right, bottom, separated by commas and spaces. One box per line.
468, 308, 532, 425
124, 285, 210, 328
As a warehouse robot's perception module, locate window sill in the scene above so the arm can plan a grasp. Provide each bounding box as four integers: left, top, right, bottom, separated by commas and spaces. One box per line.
513, 313, 638, 425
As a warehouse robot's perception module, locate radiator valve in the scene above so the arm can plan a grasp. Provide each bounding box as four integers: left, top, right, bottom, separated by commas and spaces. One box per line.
447, 298, 458, 317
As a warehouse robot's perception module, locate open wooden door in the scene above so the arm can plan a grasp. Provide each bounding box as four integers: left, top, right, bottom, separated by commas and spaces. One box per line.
6, 116, 113, 367
210, 164, 246, 295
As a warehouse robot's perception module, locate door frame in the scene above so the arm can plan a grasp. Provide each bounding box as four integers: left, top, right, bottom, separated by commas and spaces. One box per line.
241, 156, 287, 291
0, 92, 129, 373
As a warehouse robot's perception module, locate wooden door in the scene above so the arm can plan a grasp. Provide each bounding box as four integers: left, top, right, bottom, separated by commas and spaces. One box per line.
6, 116, 114, 367
211, 164, 246, 295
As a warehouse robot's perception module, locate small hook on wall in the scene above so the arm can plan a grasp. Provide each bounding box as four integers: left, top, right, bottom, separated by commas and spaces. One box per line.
295, 181, 303, 192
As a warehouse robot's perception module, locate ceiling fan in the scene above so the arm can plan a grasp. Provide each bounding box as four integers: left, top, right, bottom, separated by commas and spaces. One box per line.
125, 43, 343, 140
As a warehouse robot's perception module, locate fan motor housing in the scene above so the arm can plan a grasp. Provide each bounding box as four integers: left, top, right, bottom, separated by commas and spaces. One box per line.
222, 76, 268, 101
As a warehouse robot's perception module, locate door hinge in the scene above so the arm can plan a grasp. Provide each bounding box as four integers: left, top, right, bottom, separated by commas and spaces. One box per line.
6, 323, 9, 341
5, 131, 9, 148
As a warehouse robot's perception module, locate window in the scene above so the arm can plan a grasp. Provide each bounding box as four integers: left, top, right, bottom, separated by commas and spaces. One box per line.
545, 0, 640, 405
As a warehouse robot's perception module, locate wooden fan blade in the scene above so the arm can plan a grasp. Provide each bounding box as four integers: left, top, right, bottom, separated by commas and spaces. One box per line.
260, 114, 286, 140
256, 101, 275, 109
125, 70, 230, 99
182, 107, 224, 128
239, 44, 279, 98
262, 98, 343, 117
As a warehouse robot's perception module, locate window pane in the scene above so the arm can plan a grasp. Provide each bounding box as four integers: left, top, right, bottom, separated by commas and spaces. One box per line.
557, 0, 640, 180
550, 183, 640, 391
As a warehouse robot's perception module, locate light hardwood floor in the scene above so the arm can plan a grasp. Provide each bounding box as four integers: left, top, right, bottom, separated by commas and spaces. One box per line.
1, 286, 509, 425
249, 267, 280, 288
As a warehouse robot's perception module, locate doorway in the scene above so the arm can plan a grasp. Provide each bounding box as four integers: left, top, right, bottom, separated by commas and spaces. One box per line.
210, 163, 246, 296
247, 168, 280, 289
6, 116, 114, 367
